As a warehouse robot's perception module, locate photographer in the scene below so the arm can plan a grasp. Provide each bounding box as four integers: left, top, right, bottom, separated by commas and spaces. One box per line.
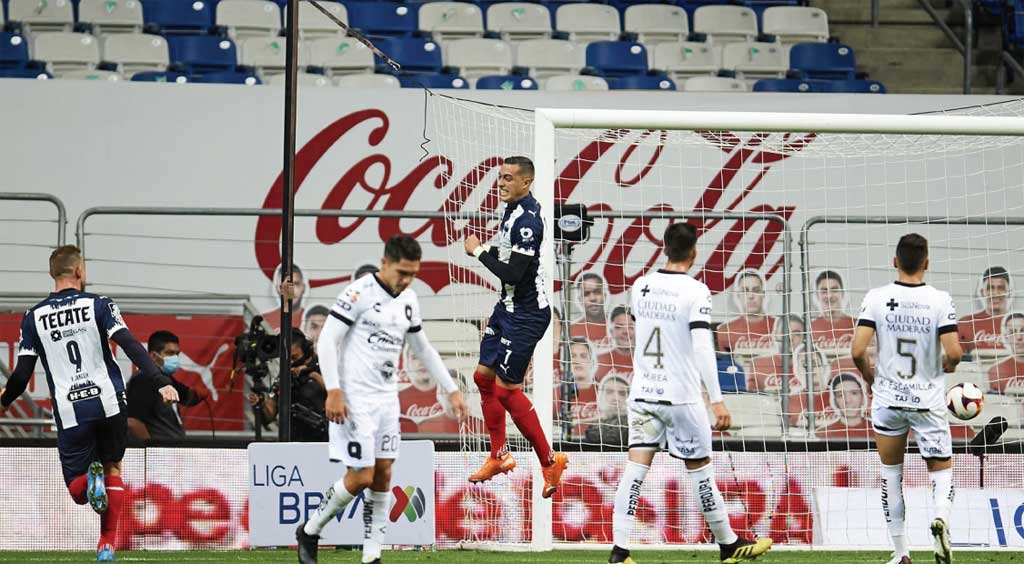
247, 328, 328, 442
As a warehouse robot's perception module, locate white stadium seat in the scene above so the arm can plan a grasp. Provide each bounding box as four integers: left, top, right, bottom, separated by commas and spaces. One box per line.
418, 2, 484, 42
8, 0, 73, 33
32, 32, 100, 77
78, 0, 144, 35
722, 41, 787, 85
334, 73, 400, 88
653, 41, 720, 81
217, 0, 281, 40
762, 6, 829, 45
445, 38, 512, 82
683, 75, 747, 92
269, 71, 331, 87
240, 37, 310, 76
60, 68, 123, 81
287, 1, 348, 40
486, 2, 552, 42
624, 4, 689, 46
556, 4, 620, 44
544, 74, 608, 91
515, 38, 584, 80
308, 36, 373, 77
693, 5, 758, 45
102, 33, 168, 75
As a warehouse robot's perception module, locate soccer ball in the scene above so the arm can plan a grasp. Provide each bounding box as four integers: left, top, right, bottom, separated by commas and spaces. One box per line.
946, 382, 984, 420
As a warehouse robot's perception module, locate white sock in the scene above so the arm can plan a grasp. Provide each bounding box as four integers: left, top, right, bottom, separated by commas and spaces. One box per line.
930, 467, 954, 525
305, 477, 357, 536
612, 460, 650, 550
688, 463, 738, 546
362, 490, 391, 563
880, 463, 907, 557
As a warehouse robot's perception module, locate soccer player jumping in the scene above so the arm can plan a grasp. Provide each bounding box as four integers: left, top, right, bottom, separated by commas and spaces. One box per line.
852, 234, 961, 564
608, 224, 772, 564
463, 156, 569, 497
0, 245, 179, 562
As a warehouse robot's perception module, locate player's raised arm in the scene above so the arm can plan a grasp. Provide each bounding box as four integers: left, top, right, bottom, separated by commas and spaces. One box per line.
852, 291, 877, 385
690, 288, 729, 430
465, 219, 537, 285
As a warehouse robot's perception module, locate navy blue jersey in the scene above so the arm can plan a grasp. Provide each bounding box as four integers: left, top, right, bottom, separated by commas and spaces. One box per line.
494, 193, 549, 313
17, 289, 128, 430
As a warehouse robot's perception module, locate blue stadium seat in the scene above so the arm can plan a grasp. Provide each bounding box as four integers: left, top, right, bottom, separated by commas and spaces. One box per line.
0, 32, 30, 68
168, 35, 238, 74
789, 42, 856, 80
752, 78, 814, 92
398, 73, 468, 88
143, 0, 215, 34
0, 67, 50, 79
816, 79, 886, 93
346, 2, 418, 37
609, 74, 676, 90
374, 37, 443, 73
585, 40, 648, 77
475, 74, 538, 90
131, 70, 191, 82
195, 70, 262, 84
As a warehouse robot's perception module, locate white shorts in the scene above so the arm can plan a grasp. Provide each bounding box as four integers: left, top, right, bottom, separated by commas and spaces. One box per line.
871, 403, 952, 459
627, 399, 712, 460
329, 395, 401, 468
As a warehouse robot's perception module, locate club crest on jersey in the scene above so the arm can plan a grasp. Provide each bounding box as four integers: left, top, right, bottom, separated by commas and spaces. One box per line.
405, 305, 412, 321
346, 290, 361, 302
380, 360, 396, 381
519, 227, 534, 241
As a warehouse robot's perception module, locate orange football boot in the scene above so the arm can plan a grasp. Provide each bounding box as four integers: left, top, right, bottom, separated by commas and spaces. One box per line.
469, 452, 516, 483
541, 452, 569, 498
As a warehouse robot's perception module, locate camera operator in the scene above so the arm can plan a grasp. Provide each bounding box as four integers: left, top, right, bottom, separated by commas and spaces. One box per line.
247, 328, 328, 441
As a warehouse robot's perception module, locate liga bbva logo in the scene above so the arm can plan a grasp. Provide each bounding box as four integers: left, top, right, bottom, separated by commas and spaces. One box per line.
390, 485, 427, 523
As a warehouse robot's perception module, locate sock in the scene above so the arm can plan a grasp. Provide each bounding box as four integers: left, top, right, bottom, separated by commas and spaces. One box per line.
612, 460, 650, 550
305, 477, 357, 535
495, 385, 553, 466
362, 489, 391, 563
67, 474, 88, 505
930, 467, 954, 525
475, 371, 508, 459
880, 463, 908, 557
687, 463, 738, 546
99, 475, 125, 547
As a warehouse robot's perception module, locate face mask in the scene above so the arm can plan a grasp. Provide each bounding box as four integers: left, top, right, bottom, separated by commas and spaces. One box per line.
161, 355, 181, 375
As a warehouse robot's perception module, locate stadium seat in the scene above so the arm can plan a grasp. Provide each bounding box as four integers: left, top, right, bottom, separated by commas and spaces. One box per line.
167, 35, 238, 74
751, 77, 813, 92
475, 74, 538, 89
346, 1, 417, 37
816, 78, 886, 93
32, 32, 101, 77
0, 32, 30, 69
515, 38, 584, 80
78, 0, 145, 35
60, 68, 123, 81
444, 38, 512, 82
374, 37, 443, 73
397, 73, 469, 88
130, 70, 190, 82
334, 72, 400, 88
417, 2, 484, 42
683, 75, 746, 92
762, 6, 829, 45
0, 67, 50, 79
623, 4, 689, 46
217, 0, 282, 40
789, 42, 856, 80
142, 0, 215, 34
102, 33, 169, 75
721, 41, 787, 84
486, 2, 552, 41
286, 0, 348, 40
195, 70, 261, 84
268, 71, 331, 87
609, 74, 676, 90
544, 73, 608, 90
693, 5, 758, 45
240, 37, 311, 77
308, 36, 373, 77
555, 4, 621, 44
7, 0, 74, 33
652, 41, 720, 81
585, 41, 648, 77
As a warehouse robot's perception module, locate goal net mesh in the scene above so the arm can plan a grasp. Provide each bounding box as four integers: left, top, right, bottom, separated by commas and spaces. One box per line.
428, 93, 1024, 551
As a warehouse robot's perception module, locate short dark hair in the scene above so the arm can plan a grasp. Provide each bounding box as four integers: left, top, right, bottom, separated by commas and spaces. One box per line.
49, 245, 83, 279
383, 236, 422, 262
305, 305, 329, 320
569, 336, 591, 355
504, 156, 534, 178
354, 263, 379, 279
1003, 312, 1024, 331
816, 270, 843, 288
895, 233, 928, 274
983, 266, 1010, 284
830, 371, 863, 392
577, 271, 605, 290
663, 223, 698, 262
147, 330, 179, 353
610, 305, 630, 322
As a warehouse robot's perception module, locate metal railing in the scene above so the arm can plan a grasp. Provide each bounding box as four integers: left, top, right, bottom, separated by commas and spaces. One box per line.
0, 192, 67, 246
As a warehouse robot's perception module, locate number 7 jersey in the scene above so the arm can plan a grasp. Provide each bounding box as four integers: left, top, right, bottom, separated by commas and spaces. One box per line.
856, 281, 957, 410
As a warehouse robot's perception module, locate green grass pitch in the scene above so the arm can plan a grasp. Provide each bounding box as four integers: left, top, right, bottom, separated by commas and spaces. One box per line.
0, 551, 1018, 563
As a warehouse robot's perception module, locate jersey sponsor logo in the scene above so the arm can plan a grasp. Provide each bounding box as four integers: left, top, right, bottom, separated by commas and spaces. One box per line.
635, 298, 678, 321
50, 329, 63, 342
884, 313, 934, 334
519, 227, 534, 241
108, 302, 125, 327
699, 306, 712, 315
368, 330, 402, 347
67, 382, 101, 402
40, 305, 92, 331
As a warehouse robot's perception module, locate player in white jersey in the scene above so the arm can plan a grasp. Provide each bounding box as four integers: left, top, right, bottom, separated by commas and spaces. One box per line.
296, 236, 468, 564
852, 233, 962, 564
608, 223, 772, 564
0, 245, 178, 563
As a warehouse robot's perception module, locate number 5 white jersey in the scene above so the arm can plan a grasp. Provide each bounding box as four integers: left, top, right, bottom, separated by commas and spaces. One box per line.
629, 270, 713, 405
857, 282, 957, 410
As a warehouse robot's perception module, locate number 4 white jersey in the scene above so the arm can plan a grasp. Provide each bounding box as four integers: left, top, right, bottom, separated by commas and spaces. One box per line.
857, 282, 957, 410
629, 270, 713, 405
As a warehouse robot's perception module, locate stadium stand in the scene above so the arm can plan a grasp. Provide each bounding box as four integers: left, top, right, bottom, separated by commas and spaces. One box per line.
789, 42, 857, 81
692, 5, 758, 45
0, 66, 49, 78
652, 40, 721, 81
289, 0, 348, 40
269, 71, 330, 86
375, 36, 444, 73
130, 70, 189, 82
761, 6, 829, 45
167, 35, 237, 75
307, 36, 373, 77
514, 38, 584, 80
103, 33, 169, 76
7, 0, 74, 34
486, 2, 552, 41
683, 75, 746, 91
444, 37, 513, 82
77, 0, 145, 35
585, 40, 649, 77
216, 0, 282, 41
32, 32, 100, 77
623, 4, 689, 46
346, 1, 417, 37
721, 41, 788, 85
608, 74, 675, 90
142, 0, 215, 35
334, 72, 400, 88
194, 70, 261, 85
555, 3, 621, 44
240, 37, 310, 77
417, 2, 484, 42
397, 72, 467, 88
750, 77, 813, 92
0, 32, 30, 68
475, 74, 538, 90
60, 68, 122, 81
544, 73, 608, 90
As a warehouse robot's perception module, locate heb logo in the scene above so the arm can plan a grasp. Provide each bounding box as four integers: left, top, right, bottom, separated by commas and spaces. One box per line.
390, 485, 427, 523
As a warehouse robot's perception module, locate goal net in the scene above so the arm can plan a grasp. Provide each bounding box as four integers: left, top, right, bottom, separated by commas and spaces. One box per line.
428, 93, 1024, 552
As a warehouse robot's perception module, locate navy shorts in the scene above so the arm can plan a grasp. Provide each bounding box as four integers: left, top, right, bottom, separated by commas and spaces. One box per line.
56, 413, 127, 486
479, 305, 551, 385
